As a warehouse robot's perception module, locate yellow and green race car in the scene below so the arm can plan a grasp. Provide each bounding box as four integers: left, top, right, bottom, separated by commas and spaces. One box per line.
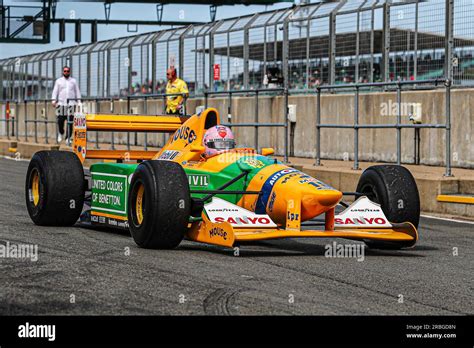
25, 108, 419, 251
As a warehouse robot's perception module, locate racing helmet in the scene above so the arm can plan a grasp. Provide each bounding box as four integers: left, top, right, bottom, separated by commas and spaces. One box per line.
203, 125, 235, 156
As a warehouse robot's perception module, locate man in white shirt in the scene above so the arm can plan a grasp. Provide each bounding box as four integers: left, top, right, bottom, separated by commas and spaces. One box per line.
52, 66, 81, 142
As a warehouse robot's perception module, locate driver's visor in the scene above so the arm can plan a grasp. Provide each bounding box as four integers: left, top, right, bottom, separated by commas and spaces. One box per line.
206, 139, 235, 150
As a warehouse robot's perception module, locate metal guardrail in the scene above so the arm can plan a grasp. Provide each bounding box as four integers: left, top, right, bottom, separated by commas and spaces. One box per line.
314, 78, 453, 177
204, 87, 289, 163
1, 99, 58, 144
0, 83, 454, 175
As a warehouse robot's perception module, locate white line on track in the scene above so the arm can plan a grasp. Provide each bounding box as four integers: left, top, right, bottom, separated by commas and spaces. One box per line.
0, 155, 30, 162
421, 214, 474, 225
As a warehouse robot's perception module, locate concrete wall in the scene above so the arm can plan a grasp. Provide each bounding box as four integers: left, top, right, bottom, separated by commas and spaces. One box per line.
1, 88, 473, 168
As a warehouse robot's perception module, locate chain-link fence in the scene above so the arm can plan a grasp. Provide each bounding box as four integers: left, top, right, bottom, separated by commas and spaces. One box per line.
1, 0, 473, 101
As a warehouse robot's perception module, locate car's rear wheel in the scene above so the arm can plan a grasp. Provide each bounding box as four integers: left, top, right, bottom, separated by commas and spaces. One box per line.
356, 165, 420, 249
25, 150, 85, 226
128, 160, 190, 249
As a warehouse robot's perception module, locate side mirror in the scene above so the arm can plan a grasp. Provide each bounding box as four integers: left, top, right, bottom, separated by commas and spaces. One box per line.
261, 148, 274, 156
190, 145, 205, 153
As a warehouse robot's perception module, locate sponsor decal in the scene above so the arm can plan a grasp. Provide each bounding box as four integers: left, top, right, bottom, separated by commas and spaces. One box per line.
209, 226, 227, 240
335, 197, 392, 228
91, 214, 128, 228
242, 157, 265, 169
335, 217, 387, 225
287, 212, 299, 221
297, 174, 331, 189
184, 161, 200, 168
91, 172, 128, 215
214, 216, 272, 225
267, 191, 277, 212
171, 125, 197, 145
74, 131, 86, 139
188, 174, 209, 187
216, 125, 227, 138
73, 112, 86, 129
255, 168, 298, 214
159, 150, 181, 161
107, 218, 129, 229
205, 197, 277, 228
207, 207, 238, 212
281, 173, 299, 184
268, 169, 298, 186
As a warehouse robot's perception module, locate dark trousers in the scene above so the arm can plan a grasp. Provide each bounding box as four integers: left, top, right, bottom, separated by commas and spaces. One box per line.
56, 106, 74, 138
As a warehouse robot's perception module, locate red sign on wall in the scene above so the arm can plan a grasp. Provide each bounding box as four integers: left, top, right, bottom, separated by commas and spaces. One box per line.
213, 64, 220, 81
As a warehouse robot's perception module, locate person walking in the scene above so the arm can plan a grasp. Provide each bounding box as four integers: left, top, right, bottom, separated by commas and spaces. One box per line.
165, 67, 188, 115
51, 66, 81, 143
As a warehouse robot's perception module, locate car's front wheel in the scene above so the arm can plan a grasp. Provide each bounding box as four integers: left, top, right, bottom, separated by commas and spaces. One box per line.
356, 165, 420, 249
128, 160, 190, 249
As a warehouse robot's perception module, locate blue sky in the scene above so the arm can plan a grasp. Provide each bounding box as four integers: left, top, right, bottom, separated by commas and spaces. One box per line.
0, 0, 297, 59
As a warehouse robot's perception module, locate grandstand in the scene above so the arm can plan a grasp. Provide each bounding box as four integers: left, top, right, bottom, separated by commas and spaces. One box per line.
1, 0, 473, 100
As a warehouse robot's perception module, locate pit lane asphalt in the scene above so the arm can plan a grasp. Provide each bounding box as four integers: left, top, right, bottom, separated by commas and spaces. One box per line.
0, 157, 472, 315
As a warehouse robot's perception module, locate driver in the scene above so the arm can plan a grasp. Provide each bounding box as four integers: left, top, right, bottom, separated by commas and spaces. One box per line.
203, 125, 236, 156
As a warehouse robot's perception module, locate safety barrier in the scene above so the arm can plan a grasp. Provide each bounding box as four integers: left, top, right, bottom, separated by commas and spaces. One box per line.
204, 87, 289, 163
314, 78, 453, 176
0, 83, 457, 174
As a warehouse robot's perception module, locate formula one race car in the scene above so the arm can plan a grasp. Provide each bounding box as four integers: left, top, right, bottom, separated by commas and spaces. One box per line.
25, 108, 420, 251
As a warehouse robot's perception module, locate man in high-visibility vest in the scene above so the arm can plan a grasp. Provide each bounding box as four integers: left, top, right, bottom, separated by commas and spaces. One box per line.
165, 67, 188, 115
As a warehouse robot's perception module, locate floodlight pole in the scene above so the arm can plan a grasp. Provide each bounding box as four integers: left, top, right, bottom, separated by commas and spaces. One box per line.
210, 5, 217, 22
104, 1, 111, 22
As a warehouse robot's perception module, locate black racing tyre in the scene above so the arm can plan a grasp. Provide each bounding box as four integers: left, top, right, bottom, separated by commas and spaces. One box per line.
128, 160, 190, 249
356, 165, 420, 228
25, 150, 85, 226
356, 165, 420, 250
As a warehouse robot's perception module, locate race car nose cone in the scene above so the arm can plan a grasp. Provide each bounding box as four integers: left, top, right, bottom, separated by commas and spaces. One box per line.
316, 189, 343, 207
300, 189, 342, 220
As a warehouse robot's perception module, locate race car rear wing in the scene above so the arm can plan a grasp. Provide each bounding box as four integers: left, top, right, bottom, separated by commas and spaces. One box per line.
72, 112, 188, 163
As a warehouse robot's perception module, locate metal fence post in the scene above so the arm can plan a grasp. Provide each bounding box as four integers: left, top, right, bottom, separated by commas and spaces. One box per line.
445, 0, 454, 84
15, 101, 19, 141
382, 2, 391, 82
34, 100, 38, 143
24, 100, 28, 142
328, 12, 336, 85
315, 86, 321, 166
283, 88, 289, 163
95, 99, 100, 149
445, 79, 452, 177
45, 100, 49, 144
353, 86, 360, 170
254, 90, 259, 151
227, 92, 232, 125
6, 102, 10, 141
110, 97, 115, 150
127, 96, 131, 151
396, 80, 402, 165
144, 96, 148, 151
